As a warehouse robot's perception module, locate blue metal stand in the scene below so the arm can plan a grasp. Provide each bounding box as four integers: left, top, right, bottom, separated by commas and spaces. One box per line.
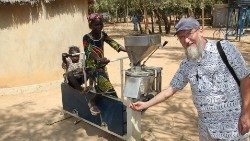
61, 83, 127, 136
226, 1, 250, 41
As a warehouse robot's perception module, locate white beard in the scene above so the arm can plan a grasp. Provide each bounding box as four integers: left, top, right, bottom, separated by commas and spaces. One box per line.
185, 38, 203, 61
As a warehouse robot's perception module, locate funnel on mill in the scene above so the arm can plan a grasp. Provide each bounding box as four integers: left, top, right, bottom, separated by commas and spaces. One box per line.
124, 34, 161, 66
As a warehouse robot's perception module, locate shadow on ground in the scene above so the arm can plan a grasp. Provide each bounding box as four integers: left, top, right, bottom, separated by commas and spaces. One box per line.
0, 101, 122, 141
141, 88, 199, 141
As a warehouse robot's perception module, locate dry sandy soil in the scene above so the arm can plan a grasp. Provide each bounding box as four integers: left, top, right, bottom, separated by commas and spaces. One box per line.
0, 23, 249, 141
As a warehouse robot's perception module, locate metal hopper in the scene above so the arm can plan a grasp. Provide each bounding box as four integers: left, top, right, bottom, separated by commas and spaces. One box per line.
124, 34, 161, 66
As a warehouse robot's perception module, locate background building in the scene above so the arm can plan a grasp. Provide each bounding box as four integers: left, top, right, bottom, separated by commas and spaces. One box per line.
0, 0, 90, 88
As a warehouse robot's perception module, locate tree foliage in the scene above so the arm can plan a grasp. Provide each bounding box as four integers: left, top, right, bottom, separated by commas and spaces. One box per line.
97, 0, 224, 18
90, 0, 226, 33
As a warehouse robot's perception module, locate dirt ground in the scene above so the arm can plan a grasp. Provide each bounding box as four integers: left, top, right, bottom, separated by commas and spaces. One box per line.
0, 23, 249, 141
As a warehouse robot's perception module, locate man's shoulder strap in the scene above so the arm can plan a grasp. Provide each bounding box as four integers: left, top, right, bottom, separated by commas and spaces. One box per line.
216, 40, 240, 86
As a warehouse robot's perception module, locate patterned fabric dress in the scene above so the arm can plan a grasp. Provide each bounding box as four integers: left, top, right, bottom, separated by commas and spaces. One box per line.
82, 31, 121, 97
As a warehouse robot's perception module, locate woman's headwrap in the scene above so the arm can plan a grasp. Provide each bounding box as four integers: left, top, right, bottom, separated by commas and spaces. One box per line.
87, 13, 103, 25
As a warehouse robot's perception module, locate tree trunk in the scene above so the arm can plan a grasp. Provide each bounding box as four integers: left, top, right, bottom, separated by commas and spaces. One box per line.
188, 7, 194, 17
153, 9, 162, 33
116, 9, 118, 22
159, 8, 170, 34
138, 0, 144, 34
144, 6, 149, 34
150, 10, 155, 33
201, 0, 205, 29
138, 20, 143, 34
126, 0, 129, 23
170, 15, 172, 24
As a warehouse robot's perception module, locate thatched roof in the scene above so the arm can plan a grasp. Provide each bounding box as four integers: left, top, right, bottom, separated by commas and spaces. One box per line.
1, 0, 32, 2
0, 0, 92, 4
0, 0, 56, 4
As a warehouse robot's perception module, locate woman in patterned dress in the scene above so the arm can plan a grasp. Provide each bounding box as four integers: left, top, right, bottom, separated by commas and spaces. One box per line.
83, 13, 126, 115
83, 13, 126, 97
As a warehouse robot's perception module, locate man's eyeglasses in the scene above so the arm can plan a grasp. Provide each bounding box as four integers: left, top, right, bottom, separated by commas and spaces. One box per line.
177, 29, 199, 40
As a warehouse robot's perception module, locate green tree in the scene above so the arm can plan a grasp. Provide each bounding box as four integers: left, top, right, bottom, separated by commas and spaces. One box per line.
90, 0, 226, 33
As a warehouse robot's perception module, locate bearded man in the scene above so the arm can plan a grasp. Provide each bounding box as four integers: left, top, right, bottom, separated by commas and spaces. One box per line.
129, 17, 250, 141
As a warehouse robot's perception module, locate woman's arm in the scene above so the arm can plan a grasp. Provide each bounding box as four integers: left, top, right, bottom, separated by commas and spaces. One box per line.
103, 32, 126, 52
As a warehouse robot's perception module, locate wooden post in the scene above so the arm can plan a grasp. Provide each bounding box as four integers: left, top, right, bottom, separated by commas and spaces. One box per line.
120, 59, 124, 100
201, 0, 205, 29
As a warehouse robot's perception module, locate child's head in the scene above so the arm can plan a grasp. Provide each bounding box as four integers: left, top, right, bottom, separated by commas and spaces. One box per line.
68, 46, 80, 63
87, 13, 104, 34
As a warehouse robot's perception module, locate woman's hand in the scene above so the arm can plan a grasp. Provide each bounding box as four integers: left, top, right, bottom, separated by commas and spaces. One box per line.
97, 57, 110, 64
119, 46, 127, 52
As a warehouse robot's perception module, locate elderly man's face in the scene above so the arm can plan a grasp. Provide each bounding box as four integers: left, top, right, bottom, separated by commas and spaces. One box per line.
177, 28, 204, 61
177, 28, 199, 48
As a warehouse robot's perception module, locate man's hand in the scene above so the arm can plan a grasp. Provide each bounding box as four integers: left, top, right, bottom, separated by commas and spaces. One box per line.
129, 101, 148, 111
129, 86, 177, 111
239, 111, 250, 135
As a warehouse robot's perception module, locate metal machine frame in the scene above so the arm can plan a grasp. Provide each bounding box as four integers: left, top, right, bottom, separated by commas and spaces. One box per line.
60, 34, 164, 141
